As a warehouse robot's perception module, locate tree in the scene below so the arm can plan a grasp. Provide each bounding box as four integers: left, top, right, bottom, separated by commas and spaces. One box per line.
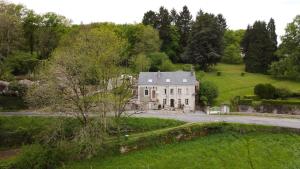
142, 10, 158, 28
241, 20, 277, 73
222, 44, 242, 64
26, 27, 127, 126
22, 9, 41, 55
183, 10, 226, 71
0, 1, 25, 59
36, 12, 71, 59
269, 15, 300, 80
199, 81, 219, 105
131, 25, 161, 55
222, 30, 244, 64
132, 53, 151, 72
176, 5, 193, 55
170, 8, 178, 25
147, 52, 174, 71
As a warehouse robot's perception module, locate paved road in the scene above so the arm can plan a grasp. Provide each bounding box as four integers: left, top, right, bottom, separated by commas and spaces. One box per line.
132, 111, 300, 129
1, 111, 300, 129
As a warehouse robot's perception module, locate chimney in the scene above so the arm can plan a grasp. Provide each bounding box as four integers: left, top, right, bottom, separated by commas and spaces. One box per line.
190, 65, 195, 77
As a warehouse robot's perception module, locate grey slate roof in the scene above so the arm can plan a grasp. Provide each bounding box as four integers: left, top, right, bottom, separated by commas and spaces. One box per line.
138, 71, 197, 85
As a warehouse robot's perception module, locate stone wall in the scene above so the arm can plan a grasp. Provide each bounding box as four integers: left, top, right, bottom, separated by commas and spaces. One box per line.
238, 104, 300, 115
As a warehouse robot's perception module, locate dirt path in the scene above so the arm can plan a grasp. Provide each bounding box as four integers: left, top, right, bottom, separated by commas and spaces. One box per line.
0, 148, 21, 160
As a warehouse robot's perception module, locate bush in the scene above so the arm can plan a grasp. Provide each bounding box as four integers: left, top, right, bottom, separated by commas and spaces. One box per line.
8, 81, 28, 97
12, 144, 65, 169
4, 51, 38, 75
217, 71, 221, 76
261, 100, 300, 106
241, 72, 245, 76
254, 83, 276, 99
199, 81, 219, 105
275, 88, 292, 99
238, 99, 253, 106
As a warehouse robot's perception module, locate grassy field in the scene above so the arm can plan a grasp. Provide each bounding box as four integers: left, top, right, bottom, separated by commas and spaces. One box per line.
198, 64, 300, 105
63, 131, 300, 169
0, 116, 184, 149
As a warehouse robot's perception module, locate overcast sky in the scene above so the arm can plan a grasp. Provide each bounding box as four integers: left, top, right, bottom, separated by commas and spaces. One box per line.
9, 0, 300, 39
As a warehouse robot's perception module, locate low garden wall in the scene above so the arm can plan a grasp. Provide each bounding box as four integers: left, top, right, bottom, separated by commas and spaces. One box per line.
238, 100, 300, 114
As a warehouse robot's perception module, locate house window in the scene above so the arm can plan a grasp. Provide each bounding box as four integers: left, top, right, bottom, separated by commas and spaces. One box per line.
183, 79, 187, 82
164, 89, 167, 94
166, 79, 170, 82
148, 79, 153, 82
178, 99, 181, 107
144, 89, 149, 96
185, 99, 189, 105
178, 88, 182, 95
170, 89, 174, 95
163, 99, 166, 105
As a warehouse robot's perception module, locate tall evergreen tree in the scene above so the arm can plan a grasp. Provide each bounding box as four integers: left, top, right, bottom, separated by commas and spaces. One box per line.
241, 20, 276, 73
142, 10, 158, 28
176, 5, 193, 56
183, 10, 226, 71
170, 8, 178, 25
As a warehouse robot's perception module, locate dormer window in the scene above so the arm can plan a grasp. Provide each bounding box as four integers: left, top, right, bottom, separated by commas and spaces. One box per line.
183, 79, 187, 82
166, 79, 170, 82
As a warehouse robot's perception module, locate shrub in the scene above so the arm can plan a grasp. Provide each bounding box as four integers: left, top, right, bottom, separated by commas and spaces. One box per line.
254, 83, 276, 99
241, 72, 245, 76
4, 51, 38, 75
217, 71, 221, 76
199, 81, 219, 105
275, 88, 292, 99
261, 100, 300, 106
238, 99, 253, 106
8, 81, 28, 97
12, 144, 64, 169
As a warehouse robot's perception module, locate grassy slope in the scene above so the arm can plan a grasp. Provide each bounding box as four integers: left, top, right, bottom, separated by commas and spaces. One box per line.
63, 131, 300, 169
198, 64, 300, 105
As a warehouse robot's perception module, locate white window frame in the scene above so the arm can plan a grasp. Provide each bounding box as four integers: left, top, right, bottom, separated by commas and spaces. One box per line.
178, 88, 182, 95
170, 89, 174, 95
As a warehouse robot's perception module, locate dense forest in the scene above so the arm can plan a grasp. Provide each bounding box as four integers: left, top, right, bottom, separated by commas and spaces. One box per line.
0, 0, 299, 81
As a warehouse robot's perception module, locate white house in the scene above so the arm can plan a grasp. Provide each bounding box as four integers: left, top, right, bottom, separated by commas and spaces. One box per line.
137, 71, 198, 112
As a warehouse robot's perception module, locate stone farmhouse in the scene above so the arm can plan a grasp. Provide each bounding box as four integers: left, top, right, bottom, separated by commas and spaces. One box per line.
137, 71, 199, 112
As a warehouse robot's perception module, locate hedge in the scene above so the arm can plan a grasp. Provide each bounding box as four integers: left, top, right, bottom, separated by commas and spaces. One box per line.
238, 99, 253, 106
261, 100, 300, 106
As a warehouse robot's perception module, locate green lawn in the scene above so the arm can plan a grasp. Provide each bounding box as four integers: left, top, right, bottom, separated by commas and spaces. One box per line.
198, 64, 300, 105
62, 131, 300, 169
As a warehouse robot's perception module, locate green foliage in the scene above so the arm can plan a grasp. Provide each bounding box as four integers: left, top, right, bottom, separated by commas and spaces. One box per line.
132, 53, 151, 73
8, 81, 27, 97
275, 88, 292, 99
222, 44, 242, 64
12, 144, 66, 169
261, 99, 300, 106
199, 81, 219, 105
238, 99, 253, 106
0, 96, 25, 111
4, 51, 38, 75
254, 83, 276, 99
64, 123, 300, 169
199, 64, 300, 105
217, 71, 221, 76
241, 20, 277, 73
183, 10, 226, 71
269, 15, 300, 81
147, 52, 175, 71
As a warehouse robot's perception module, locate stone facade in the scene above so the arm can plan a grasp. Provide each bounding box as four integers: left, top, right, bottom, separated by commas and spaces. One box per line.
137, 72, 198, 112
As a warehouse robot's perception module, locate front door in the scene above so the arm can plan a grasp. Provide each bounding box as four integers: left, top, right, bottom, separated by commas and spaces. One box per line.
170, 99, 175, 107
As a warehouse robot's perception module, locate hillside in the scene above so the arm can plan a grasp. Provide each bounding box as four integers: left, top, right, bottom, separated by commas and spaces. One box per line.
197, 64, 300, 105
